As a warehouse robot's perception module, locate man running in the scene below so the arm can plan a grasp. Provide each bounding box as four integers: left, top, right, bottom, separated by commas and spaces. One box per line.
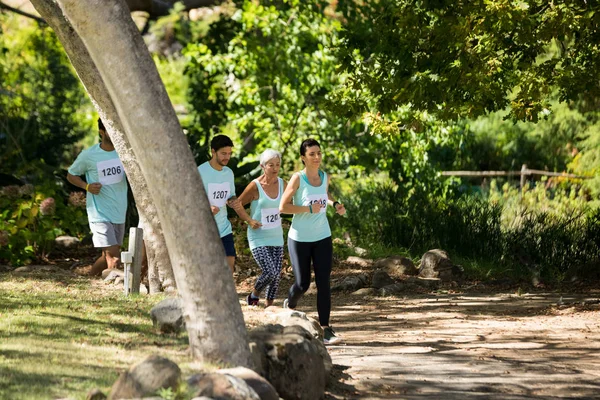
67, 119, 127, 276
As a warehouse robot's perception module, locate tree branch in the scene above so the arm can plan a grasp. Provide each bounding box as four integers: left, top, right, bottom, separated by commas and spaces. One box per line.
0, 1, 45, 24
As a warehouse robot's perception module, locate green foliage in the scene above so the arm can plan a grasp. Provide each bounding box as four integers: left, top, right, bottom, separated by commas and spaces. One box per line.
0, 183, 88, 266
0, 13, 93, 175
338, 0, 600, 122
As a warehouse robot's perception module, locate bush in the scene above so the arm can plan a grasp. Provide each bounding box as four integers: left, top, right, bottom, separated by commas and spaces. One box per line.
0, 182, 89, 266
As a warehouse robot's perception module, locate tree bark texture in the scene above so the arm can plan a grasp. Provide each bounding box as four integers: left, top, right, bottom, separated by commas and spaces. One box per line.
48, 0, 251, 367
29, 0, 176, 294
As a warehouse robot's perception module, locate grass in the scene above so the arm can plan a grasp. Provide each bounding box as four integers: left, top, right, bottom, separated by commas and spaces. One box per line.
0, 270, 191, 400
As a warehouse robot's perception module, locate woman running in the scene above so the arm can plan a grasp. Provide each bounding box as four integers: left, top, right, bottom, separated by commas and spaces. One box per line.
279, 138, 346, 345
238, 149, 286, 307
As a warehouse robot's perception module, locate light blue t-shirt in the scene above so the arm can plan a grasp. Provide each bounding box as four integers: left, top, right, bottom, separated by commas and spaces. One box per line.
67, 144, 128, 224
198, 161, 236, 238
247, 178, 284, 250
288, 171, 331, 242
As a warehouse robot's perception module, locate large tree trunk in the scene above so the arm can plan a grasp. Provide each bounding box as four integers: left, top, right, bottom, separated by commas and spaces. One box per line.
33, 0, 251, 367
30, 0, 176, 294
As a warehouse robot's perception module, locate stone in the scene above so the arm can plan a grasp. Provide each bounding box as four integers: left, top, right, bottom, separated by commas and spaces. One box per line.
103, 269, 124, 281
150, 297, 185, 333
371, 270, 395, 289
13, 266, 33, 273
263, 308, 323, 340
108, 355, 180, 400
86, 388, 106, 400
345, 256, 373, 268
379, 283, 408, 296
55, 235, 80, 249
217, 367, 278, 400
187, 373, 259, 400
331, 273, 369, 292
114, 276, 124, 286
406, 276, 441, 290
419, 249, 454, 281
374, 255, 418, 276
354, 247, 368, 257
248, 324, 330, 400
351, 287, 378, 296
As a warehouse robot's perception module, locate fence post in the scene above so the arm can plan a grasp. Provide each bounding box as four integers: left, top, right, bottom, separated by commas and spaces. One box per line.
128, 227, 143, 294
520, 164, 528, 193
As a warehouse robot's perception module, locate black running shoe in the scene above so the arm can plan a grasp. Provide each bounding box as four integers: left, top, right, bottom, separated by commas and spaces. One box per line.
323, 326, 342, 345
247, 294, 259, 306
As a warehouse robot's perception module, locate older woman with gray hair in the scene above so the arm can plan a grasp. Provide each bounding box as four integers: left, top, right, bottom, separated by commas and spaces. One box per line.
238, 149, 287, 307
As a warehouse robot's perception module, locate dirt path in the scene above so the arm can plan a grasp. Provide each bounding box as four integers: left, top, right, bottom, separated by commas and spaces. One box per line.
310, 291, 600, 399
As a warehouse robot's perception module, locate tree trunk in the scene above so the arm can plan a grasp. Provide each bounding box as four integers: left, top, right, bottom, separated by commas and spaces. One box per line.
47, 0, 251, 367
30, 0, 176, 294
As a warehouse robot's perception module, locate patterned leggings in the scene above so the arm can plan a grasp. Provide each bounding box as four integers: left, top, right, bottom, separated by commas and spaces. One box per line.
251, 246, 284, 300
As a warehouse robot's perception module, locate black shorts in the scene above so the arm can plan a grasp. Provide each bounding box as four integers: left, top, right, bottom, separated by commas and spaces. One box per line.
221, 233, 237, 257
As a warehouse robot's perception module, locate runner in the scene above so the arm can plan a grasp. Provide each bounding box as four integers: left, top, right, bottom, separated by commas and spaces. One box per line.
279, 138, 346, 345
198, 134, 253, 273
67, 119, 128, 276
238, 149, 286, 307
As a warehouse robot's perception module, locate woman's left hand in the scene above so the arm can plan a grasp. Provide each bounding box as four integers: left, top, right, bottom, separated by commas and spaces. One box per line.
248, 219, 262, 229
335, 202, 346, 216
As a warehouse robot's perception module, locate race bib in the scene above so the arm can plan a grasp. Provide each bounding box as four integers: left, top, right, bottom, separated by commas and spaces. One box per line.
208, 182, 230, 207
306, 194, 327, 213
260, 208, 281, 230
97, 158, 124, 185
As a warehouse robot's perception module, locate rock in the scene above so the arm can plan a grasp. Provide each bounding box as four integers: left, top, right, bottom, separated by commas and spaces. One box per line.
108, 355, 180, 400
114, 276, 124, 286
351, 287, 378, 296
13, 266, 33, 273
263, 309, 323, 340
217, 367, 278, 400
188, 373, 259, 400
379, 283, 408, 296
139, 284, 148, 295
374, 256, 418, 276
419, 249, 454, 281
150, 298, 185, 333
331, 274, 369, 292
406, 276, 441, 290
345, 256, 373, 268
86, 388, 106, 400
354, 247, 368, 257
103, 269, 124, 281
248, 324, 330, 400
371, 270, 395, 289
55, 235, 80, 249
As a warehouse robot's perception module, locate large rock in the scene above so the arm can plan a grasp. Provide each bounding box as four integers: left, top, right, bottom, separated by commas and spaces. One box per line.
217, 367, 278, 400
345, 256, 373, 268
248, 324, 330, 400
187, 373, 260, 400
150, 298, 184, 333
374, 256, 418, 276
419, 249, 454, 281
371, 270, 395, 289
263, 309, 323, 341
331, 274, 369, 292
108, 355, 180, 400
55, 235, 80, 249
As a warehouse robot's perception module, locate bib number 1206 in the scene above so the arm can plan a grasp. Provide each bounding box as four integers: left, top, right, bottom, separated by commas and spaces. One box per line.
102, 166, 122, 177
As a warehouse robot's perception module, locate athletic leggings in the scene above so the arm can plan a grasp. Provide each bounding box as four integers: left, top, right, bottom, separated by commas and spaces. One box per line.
287, 236, 333, 326
251, 246, 284, 300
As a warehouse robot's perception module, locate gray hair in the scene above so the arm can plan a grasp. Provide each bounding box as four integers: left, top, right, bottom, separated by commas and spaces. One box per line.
259, 149, 282, 167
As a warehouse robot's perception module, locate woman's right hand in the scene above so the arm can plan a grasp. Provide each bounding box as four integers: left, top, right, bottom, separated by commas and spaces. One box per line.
309, 202, 324, 214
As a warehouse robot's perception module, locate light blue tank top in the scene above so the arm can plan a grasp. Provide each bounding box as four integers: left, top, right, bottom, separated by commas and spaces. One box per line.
288, 171, 331, 242
247, 178, 284, 249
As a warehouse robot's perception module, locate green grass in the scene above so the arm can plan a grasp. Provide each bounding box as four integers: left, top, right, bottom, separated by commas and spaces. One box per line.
0, 270, 191, 400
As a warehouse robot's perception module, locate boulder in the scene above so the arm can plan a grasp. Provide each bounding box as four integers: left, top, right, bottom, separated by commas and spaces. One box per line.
263, 309, 323, 340
86, 388, 106, 400
345, 256, 373, 268
217, 367, 278, 400
150, 298, 185, 333
108, 355, 180, 400
374, 256, 418, 276
187, 373, 260, 400
248, 324, 330, 400
371, 270, 395, 289
331, 274, 369, 292
13, 266, 33, 273
351, 287, 378, 296
419, 249, 454, 281
55, 235, 80, 249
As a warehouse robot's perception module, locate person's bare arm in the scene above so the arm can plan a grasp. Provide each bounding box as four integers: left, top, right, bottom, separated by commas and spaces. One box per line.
237, 181, 259, 206
67, 173, 101, 194
228, 195, 261, 229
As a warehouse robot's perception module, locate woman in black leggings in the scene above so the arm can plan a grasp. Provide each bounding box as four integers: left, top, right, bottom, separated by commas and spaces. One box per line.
279, 138, 346, 344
